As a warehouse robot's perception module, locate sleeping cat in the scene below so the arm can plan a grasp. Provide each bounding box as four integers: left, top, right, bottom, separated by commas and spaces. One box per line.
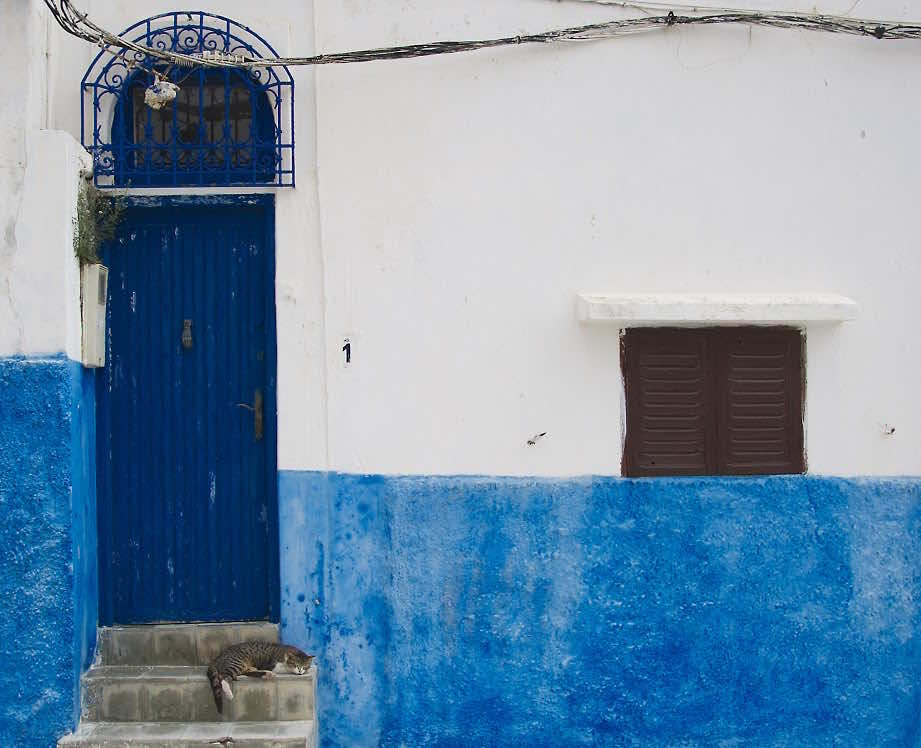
207, 640, 314, 713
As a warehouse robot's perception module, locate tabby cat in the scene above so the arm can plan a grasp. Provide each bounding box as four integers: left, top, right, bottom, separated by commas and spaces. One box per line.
207, 640, 314, 713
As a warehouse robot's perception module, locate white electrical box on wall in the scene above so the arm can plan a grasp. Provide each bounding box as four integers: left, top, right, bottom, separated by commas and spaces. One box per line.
81, 263, 108, 368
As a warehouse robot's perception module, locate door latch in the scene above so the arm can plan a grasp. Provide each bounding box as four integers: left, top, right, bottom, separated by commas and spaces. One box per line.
235, 389, 264, 440
181, 319, 193, 349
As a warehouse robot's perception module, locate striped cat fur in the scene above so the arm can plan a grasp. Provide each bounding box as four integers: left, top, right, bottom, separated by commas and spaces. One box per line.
206, 640, 314, 713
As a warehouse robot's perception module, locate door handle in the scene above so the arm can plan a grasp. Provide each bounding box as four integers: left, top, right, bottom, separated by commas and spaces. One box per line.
235, 389, 264, 440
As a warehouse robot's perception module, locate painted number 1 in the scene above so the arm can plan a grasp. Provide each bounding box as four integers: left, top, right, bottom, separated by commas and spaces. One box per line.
343, 338, 351, 365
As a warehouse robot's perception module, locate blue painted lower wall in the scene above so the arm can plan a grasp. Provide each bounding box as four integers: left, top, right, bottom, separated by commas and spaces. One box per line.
0, 357, 97, 747
280, 471, 921, 747
4, 361, 921, 748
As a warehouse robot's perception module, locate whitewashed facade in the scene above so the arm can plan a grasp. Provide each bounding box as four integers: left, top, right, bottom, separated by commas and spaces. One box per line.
1, 1, 920, 745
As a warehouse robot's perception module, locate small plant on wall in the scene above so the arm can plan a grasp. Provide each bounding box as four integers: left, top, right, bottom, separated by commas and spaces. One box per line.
75, 182, 124, 265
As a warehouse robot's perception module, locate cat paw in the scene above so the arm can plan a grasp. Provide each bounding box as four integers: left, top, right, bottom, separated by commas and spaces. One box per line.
264, 671, 276, 680
221, 680, 234, 700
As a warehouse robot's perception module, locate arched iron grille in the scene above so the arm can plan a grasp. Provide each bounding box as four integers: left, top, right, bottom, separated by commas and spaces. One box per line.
81, 12, 294, 188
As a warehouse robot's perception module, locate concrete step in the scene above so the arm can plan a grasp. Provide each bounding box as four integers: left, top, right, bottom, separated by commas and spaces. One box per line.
98, 622, 279, 666
58, 720, 316, 748
82, 665, 316, 723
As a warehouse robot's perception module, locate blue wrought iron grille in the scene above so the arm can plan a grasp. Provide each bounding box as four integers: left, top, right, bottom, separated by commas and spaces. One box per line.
81, 12, 294, 188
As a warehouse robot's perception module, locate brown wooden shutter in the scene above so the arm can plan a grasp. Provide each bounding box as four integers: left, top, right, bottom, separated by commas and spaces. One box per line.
622, 327, 804, 477
715, 328, 804, 475
622, 329, 714, 477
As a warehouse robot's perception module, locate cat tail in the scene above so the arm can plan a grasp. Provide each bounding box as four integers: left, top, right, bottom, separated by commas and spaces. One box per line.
207, 663, 224, 714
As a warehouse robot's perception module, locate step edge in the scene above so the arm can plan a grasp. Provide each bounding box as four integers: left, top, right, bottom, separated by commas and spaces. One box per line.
59, 719, 316, 746
82, 665, 317, 683
83, 665, 318, 685
100, 621, 279, 629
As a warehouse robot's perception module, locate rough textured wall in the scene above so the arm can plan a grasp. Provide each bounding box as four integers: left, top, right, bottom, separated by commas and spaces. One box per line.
69, 358, 97, 704
0, 357, 96, 746
281, 472, 921, 747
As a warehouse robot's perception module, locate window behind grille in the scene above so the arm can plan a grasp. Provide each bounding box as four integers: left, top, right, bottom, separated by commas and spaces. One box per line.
622, 327, 804, 477
114, 69, 277, 187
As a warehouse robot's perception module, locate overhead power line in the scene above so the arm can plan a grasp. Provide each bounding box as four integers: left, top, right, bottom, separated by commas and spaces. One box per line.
45, 0, 921, 71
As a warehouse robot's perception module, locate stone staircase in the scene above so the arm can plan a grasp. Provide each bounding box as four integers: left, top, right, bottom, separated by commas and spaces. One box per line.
59, 622, 317, 748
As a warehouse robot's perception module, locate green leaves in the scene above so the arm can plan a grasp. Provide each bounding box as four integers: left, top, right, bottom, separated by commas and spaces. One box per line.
75, 184, 124, 265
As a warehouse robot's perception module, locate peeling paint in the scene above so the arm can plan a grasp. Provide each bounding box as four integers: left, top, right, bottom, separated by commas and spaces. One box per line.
281, 471, 921, 747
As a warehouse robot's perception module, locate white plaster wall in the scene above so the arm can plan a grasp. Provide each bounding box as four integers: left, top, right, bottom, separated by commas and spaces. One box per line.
312, 0, 921, 477
9, 131, 91, 361
0, 0, 45, 355
0, 0, 89, 361
41, 0, 921, 476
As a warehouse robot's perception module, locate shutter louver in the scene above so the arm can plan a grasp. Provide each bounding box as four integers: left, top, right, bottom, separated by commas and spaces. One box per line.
622, 327, 804, 477
623, 329, 713, 476
717, 328, 804, 475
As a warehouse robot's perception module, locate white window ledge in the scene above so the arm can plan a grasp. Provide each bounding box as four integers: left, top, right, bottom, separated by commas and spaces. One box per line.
577, 293, 858, 327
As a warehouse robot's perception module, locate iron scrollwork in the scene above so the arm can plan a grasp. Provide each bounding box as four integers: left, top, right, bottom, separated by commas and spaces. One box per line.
81, 12, 295, 188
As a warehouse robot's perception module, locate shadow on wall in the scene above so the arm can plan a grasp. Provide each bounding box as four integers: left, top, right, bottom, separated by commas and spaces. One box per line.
0, 357, 97, 747
280, 471, 921, 748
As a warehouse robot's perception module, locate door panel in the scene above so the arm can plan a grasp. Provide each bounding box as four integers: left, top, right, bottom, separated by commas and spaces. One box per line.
97, 199, 277, 624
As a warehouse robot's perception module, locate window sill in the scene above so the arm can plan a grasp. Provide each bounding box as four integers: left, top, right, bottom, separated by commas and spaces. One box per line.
576, 293, 858, 327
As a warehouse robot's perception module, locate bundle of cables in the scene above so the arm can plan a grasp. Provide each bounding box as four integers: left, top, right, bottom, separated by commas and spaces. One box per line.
46, 0, 921, 71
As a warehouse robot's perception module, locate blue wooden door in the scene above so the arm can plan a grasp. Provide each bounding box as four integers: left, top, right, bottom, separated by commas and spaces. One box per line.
97, 197, 278, 624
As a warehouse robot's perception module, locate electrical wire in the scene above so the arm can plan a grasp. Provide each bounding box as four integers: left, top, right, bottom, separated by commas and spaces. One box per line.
45, 0, 921, 71
549, 0, 888, 16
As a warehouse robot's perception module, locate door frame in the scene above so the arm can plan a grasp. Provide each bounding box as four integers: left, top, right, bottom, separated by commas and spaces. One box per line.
97, 193, 280, 624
